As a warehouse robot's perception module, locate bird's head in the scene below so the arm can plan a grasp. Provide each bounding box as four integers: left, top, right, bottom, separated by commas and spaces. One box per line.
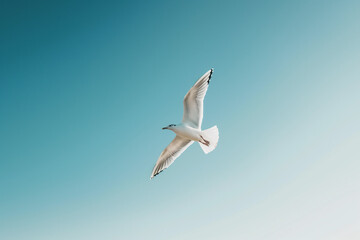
162, 124, 176, 130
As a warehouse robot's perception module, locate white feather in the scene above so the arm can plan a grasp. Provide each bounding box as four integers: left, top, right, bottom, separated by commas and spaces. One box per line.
199, 126, 219, 154
182, 69, 213, 129
151, 136, 193, 179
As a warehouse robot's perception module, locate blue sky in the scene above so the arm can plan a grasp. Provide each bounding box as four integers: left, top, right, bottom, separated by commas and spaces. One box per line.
1, 0, 360, 239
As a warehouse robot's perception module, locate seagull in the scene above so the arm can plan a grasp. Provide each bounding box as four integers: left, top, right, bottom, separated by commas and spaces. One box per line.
150, 69, 219, 179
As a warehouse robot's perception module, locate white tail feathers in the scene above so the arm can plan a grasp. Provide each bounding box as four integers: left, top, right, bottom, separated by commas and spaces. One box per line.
199, 126, 219, 154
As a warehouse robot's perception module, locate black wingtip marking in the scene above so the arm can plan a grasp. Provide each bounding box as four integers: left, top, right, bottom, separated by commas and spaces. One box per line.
208, 68, 214, 84
151, 168, 165, 179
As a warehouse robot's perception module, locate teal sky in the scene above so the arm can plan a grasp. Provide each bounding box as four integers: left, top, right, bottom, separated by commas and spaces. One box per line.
1, 0, 360, 239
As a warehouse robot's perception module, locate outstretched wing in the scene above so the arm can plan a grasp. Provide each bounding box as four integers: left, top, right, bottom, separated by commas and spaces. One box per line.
150, 136, 193, 179
183, 69, 213, 129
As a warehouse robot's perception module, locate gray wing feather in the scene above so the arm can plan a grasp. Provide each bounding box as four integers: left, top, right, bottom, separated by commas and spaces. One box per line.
150, 136, 193, 179
182, 69, 213, 128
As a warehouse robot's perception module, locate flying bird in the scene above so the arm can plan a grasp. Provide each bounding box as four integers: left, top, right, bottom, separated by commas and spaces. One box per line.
150, 69, 219, 179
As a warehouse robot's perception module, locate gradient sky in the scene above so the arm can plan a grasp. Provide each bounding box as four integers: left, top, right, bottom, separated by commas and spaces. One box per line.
1, 0, 360, 239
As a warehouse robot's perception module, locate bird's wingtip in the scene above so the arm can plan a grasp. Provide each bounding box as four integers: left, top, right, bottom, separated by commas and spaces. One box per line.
207, 68, 214, 84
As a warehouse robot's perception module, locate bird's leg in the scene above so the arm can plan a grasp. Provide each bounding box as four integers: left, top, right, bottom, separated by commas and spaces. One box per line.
200, 136, 210, 146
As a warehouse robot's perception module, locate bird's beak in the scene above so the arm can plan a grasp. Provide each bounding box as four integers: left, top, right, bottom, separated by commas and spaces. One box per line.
162, 127, 168, 130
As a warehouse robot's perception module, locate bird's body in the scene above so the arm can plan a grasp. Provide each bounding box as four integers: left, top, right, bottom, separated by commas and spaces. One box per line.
168, 123, 202, 142
150, 69, 219, 179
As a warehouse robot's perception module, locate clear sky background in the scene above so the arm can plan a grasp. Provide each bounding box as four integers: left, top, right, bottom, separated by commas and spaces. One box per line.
1, 0, 360, 239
